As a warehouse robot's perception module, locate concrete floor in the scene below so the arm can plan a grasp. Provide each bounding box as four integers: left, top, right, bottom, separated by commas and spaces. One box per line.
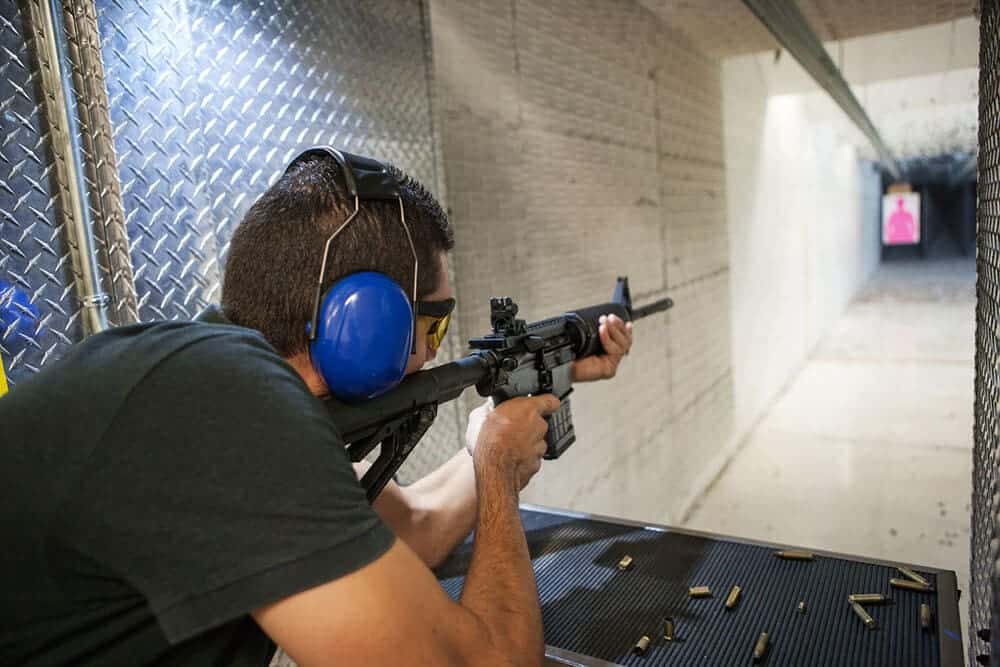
683, 256, 975, 637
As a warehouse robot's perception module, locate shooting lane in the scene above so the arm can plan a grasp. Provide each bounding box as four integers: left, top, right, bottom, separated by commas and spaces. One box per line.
0, 0, 989, 665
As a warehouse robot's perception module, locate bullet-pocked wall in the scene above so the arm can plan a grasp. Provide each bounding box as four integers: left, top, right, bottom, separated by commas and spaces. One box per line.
430, 0, 732, 522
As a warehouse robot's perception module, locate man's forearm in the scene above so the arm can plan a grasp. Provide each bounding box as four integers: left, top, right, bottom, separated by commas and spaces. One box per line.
406, 449, 477, 566
359, 449, 476, 568
459, 464, 544, 664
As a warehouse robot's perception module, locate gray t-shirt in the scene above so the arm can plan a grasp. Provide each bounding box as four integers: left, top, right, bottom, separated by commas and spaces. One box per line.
0, 319, 394, 665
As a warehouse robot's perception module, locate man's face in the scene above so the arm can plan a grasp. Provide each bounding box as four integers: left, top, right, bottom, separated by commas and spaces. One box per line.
405, 252, 453, 376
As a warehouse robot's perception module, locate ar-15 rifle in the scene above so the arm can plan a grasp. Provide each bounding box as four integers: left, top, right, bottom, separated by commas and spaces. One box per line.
325, 277, 673, 502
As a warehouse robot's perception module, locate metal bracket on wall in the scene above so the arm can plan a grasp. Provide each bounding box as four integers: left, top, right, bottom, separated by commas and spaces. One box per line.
59, 0, 138, 326
25, 0, 135, 335
741, 0, 903, 181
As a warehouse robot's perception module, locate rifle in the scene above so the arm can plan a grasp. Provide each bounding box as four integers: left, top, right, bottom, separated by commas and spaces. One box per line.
324, 277, 673, 501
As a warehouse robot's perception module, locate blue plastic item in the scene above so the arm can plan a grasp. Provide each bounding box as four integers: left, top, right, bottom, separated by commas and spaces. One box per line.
0, 279, 40, 342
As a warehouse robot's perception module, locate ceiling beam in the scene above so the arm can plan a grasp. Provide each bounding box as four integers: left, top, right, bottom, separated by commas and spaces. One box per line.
741, 0, 903, 180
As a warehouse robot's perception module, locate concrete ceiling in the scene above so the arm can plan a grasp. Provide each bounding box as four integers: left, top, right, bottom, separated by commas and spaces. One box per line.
639, 0, 978, 58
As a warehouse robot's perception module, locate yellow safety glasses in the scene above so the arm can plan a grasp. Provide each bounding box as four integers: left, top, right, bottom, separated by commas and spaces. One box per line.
416, 298, 455, 351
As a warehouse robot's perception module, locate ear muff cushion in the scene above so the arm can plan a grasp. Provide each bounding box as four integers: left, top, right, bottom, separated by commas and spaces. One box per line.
310, 272, 413, 402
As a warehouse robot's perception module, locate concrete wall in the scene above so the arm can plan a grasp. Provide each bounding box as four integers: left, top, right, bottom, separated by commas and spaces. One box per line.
429, 0, 732, 523
723, 55, 882, 440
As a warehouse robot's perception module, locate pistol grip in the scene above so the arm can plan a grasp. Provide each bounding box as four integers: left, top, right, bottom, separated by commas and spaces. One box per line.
544, 398, 576, 459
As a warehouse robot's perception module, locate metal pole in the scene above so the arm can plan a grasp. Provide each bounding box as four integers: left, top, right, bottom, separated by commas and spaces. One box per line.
28, 0, 109, 334
61, 0, 138, 326
741, 0, 902, 181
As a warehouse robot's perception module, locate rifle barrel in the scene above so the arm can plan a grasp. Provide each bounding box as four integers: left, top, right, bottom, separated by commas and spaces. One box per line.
631, 297, 674, 320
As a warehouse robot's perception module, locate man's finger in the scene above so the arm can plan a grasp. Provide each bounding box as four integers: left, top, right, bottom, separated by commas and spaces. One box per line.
531, 393, 561, 415
607, 320, 631, 353
605, 315, 631, 348
599, 322, 625, 356
624, 322, 634, 353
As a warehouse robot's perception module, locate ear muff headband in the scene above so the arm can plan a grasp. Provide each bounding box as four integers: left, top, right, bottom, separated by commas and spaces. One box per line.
286, 146, 421, 401
287, 147, 419, 341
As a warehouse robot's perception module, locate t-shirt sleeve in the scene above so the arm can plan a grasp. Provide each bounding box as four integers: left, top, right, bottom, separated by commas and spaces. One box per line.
61, 329, 396, 643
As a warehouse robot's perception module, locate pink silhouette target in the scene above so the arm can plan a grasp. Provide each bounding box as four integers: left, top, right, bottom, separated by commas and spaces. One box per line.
882, 193, 920, 246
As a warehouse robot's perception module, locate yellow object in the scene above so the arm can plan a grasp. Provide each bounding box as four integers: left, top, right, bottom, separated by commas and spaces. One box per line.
0, 353, 7, 397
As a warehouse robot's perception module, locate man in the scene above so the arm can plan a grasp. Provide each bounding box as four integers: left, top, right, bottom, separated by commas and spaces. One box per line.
0, 150, 632, 666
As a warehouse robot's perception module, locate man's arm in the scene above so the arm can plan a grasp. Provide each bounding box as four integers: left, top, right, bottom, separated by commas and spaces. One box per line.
257, 395, 559, 667
356, 449, 476, 568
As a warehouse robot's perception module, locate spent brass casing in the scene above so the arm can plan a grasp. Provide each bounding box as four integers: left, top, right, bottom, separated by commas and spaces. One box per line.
850, 600, 876, 629
898, 567, 930, 587
796, 601, 806, 614
663, 617, 675, 641
689, 586, 712, 598
774, 550, 814, 561
920, 603, 933, 630
725, 585, 742, 610
848, 593, 889, 604
633, 635, 651, 655
752, 632, 769, 662
890, 577, 933, 593
617, 555, 634, 571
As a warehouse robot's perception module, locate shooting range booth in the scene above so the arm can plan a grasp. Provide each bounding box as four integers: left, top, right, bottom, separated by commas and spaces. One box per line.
1, 0, 996, 665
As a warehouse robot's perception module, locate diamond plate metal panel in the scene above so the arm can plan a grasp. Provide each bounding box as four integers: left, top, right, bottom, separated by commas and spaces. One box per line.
98, 0, 218, 322
96, 0, 460, 479
0, 0, 84, 386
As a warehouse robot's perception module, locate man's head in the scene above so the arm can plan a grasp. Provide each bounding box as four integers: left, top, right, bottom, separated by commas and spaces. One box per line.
222, 152, 455, 392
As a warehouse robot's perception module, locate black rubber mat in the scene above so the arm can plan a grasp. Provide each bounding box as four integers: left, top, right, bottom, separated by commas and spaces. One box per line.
436, 509, 948, 666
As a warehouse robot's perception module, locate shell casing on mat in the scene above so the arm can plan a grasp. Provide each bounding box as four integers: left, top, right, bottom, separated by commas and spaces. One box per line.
725, 585, 742, 609
633, 635, 651, 655
663, 617, 675, 641
898, 566, 930, 587
850, 600, 877, 629
890, 577, 934, 593
774, 550, 814, 561
617, 555, 633, 571
752, 632, 769, 662
848, 593, 889, 604
920, 603, 933, 630
688, 586, 711, 598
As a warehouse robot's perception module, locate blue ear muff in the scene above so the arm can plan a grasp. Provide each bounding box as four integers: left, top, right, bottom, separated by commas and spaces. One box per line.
310, 272, 414, 402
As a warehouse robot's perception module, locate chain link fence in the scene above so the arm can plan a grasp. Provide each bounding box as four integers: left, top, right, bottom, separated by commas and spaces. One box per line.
976, 0, 1000, 662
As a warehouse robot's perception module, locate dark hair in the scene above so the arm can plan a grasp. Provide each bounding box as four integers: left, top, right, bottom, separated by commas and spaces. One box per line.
221, 154, 454, 357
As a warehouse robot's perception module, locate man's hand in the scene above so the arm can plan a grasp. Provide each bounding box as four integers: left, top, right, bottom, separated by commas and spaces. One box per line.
474, 394, 559, 490
571, 313, 633, 382
464, 398, 493, 452
467, 396, 550, 490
